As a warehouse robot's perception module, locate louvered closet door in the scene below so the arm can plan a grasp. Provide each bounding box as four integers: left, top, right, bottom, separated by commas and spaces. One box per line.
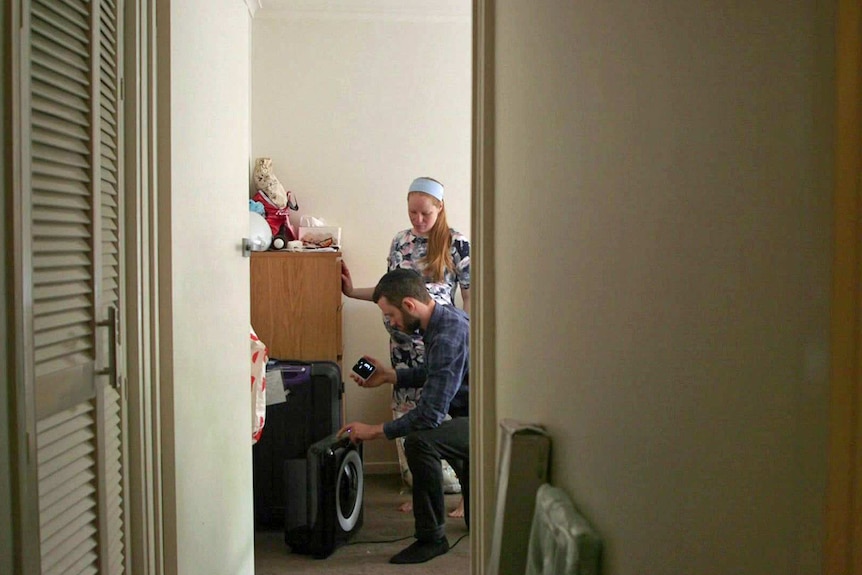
23, 0, 127, 573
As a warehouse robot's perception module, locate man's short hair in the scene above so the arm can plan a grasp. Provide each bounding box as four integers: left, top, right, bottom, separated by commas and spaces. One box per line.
372, 269, 431, 306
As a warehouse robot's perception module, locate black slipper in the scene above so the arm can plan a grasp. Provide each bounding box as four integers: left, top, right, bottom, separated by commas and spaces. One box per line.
389, 537, 450, 564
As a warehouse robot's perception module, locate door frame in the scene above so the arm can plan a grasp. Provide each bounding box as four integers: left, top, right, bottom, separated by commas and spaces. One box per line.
470, 1, 496, 574
824, 0, 862, 573
123, 0, 166, 573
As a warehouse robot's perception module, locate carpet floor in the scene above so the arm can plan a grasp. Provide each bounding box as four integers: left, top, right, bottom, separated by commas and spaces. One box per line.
254, 473, 470, 575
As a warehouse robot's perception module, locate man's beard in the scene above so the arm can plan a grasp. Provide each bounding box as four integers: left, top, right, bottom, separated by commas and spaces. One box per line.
399, 308, 421, 334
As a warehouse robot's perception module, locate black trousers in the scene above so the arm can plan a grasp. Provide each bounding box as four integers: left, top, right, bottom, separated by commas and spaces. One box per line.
403, 416, 470, 542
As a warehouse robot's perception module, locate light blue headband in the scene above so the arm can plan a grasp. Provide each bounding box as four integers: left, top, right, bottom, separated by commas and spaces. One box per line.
409, 177, 444, 202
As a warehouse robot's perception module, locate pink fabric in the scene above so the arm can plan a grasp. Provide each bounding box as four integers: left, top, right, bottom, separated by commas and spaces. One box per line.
251, 328, 268, 444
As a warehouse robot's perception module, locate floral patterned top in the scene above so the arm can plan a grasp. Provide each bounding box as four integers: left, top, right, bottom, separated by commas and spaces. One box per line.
384, 228, 470, 373
387, 228, 470, 303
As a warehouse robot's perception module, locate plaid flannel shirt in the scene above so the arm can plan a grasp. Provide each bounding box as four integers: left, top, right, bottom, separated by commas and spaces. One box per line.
383, 303, 470, 439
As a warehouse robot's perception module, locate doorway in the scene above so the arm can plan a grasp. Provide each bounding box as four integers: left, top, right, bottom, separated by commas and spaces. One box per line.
248, 1, 476, 572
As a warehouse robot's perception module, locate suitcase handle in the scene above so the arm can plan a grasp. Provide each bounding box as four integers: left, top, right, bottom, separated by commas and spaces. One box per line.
281, 365, 310, 385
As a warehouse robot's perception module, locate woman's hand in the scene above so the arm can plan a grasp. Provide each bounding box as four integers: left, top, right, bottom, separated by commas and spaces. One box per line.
340, 260, 355, 297
460, 287, 471, 315
340, 261, 375, 301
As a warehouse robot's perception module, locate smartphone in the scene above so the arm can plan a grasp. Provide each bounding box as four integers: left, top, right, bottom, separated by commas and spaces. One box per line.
351, 357, 376, 381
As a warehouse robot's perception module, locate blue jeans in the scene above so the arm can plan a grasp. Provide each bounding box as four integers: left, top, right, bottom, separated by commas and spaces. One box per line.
403, 417, 470, 542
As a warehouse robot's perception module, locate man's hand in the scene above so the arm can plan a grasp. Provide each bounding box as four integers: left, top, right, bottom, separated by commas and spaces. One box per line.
337, 421, 384, 444
349, 356, 396, 388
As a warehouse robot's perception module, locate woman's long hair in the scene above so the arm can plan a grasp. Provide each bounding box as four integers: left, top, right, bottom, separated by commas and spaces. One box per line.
410, 189, 454, 283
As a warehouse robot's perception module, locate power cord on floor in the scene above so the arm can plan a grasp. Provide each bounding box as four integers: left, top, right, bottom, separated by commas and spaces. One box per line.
449, 533, 469, 550
348, 535, 413, 545
349, 532, 469, 549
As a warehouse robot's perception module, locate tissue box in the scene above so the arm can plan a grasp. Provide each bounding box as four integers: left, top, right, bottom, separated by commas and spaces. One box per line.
298, 225, 341, 248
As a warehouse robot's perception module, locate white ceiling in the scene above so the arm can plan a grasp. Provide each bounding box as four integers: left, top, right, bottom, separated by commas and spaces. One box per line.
256, 0, 471, 21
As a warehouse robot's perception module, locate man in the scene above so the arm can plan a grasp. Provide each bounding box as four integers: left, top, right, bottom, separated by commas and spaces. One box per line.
339, 268, 469, 564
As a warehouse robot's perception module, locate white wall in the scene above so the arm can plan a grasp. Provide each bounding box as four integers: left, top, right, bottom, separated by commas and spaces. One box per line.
251, 0, 472, 471
492, 1, 832, 574
162, 1, 255, 573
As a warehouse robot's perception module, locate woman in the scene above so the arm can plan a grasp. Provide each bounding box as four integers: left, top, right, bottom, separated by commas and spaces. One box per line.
341, 176, 470, 517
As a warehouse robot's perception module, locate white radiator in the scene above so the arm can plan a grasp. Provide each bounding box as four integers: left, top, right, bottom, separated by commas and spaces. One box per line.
525, 483, 602, 575
486, 419, 551, 575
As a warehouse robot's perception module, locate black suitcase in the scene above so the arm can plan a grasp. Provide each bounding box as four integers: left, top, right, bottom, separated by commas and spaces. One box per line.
253, 360, 343, 529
